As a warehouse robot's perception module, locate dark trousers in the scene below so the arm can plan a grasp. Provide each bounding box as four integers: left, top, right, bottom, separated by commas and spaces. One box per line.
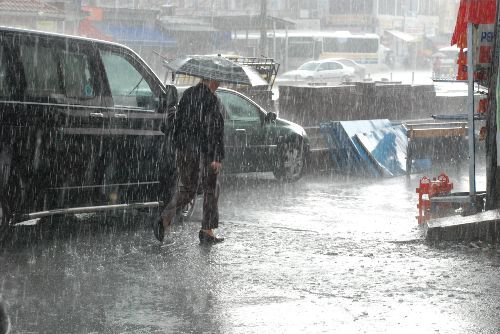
162, 150, 220, 230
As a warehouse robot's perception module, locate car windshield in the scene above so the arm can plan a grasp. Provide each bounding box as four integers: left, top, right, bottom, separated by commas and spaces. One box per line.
298, 62, 320, 71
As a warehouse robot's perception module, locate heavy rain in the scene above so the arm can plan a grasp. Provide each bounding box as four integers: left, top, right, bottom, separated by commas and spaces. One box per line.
0, 0, 499, 333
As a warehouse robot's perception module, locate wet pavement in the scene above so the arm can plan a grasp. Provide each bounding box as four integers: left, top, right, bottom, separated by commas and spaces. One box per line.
0, 164, 499, 333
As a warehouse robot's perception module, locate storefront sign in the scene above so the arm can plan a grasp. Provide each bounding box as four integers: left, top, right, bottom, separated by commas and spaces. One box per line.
474, 24, 494, 68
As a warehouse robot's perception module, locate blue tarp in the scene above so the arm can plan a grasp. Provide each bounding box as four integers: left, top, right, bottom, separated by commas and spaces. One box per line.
320, 119, 427, 177
96, 23, 176, 47
355, 125, 408, 177
320, 119, 393, 177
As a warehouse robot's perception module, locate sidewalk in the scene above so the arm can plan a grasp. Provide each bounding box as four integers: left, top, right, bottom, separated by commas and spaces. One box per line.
426, 209, 500, 244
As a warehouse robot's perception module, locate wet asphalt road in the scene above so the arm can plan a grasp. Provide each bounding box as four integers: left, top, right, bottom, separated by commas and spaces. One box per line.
0, 164, 499, 334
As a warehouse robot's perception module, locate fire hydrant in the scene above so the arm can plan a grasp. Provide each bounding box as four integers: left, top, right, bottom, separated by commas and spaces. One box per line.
416, 173, 453, 224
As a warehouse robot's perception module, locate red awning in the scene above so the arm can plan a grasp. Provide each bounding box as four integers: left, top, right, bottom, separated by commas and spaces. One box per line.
451, 0, 496, 47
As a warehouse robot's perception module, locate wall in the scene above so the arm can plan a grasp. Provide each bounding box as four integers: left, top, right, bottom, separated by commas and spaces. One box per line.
277, 82, 466, 126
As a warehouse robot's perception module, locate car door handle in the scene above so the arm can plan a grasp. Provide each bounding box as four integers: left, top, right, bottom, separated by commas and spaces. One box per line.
114, 113, 128, 119
235, 129, 246, 133
89, 112, 104, 118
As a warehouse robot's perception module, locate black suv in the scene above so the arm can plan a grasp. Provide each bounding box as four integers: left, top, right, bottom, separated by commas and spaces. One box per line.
0, 27, 177, 236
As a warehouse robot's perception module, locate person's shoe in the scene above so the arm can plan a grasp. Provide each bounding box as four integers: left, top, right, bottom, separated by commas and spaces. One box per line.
152, 218, 164, 243
199, 230, 224, 244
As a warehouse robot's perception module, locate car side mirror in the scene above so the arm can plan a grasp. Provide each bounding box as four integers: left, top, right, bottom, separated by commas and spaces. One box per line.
265, 111, 277, 123
158, 84, 178, 113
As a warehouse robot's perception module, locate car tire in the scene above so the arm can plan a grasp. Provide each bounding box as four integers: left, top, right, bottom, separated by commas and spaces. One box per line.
273, 137, 305, 182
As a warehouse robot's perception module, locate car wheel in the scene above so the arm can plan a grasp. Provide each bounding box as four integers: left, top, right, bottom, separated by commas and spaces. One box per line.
273, 137, 305, 182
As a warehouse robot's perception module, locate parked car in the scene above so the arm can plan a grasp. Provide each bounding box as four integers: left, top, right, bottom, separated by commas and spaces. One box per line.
276, 58, 356, 85
0, 27, 178, 232
177, 86, 309, 182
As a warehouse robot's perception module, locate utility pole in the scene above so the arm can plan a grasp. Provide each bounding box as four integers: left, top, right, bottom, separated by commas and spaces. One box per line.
259, 0, 267, 56
485, 0, 500, 209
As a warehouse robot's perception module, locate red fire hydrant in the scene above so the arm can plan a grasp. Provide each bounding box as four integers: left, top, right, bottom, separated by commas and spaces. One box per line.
416, 173, 453, 224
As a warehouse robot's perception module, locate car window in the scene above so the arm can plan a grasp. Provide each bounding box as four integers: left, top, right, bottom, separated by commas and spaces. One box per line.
318, 63, 330, 71
298, 62, 319, 71
329, 62, 343, 70
18, 36, 98, 103
99, 50, 155, 110
62, 50, 95, 99
19, 41, 63, 98
217, 91, 261, 122
338, 59, 354, 67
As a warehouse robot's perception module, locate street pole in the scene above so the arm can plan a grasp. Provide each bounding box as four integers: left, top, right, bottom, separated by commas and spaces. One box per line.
259, 0, 267, 56
285, 25, 289, 72
467, 23, 476, 203
273, 20, 276, 60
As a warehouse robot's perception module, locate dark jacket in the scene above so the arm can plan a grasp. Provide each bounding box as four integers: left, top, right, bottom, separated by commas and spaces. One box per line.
174, 82, 225, 162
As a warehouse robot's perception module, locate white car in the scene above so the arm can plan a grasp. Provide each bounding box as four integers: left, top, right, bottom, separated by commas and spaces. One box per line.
333, 58, 366, 80
276, 59, 356, 85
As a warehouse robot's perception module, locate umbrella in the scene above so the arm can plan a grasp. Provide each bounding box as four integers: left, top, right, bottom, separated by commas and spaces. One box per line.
164, 55, 268, 86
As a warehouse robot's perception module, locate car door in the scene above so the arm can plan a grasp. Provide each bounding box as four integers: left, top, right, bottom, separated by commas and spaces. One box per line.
97, 45, 171, 204
328, 61, 347, 80
0, 31, 110, 216
317, 61, 344, 81
315, 62, 330, 81
217, 90, 274, 173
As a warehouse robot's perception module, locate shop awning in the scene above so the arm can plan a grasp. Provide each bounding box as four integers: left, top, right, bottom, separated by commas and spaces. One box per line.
160, 16, 218, 32
79, 20, 176, 47
385, 30, 417, 43
211, 15, 295, 31
451, 0, 496, 47
96, 23, 176, 47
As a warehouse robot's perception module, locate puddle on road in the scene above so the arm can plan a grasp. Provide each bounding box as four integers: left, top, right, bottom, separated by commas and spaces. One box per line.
0, 163, 498, 333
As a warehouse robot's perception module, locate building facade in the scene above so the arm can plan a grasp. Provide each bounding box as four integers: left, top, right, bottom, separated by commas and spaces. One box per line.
0, 0, 459, 72
0, 0, 67, 33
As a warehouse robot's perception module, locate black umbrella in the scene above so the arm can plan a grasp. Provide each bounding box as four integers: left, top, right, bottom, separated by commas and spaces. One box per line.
164, 55, 268, 86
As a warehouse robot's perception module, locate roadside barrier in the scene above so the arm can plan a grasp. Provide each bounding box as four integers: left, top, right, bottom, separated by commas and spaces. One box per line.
416, 173, 454, 224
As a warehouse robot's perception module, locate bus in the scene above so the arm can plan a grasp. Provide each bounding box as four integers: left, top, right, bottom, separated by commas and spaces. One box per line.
230, 30, 382, 71
230, 30, 321, 71
319, 31, 382, 65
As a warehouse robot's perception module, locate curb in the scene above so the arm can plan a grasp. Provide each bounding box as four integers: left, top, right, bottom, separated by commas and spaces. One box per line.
426, 209, 500, 244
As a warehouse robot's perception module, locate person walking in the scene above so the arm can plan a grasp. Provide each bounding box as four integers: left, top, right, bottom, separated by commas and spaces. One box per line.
154, 78, 225, 244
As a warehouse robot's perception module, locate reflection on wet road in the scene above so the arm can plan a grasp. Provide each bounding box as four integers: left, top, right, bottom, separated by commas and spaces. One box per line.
0, 165, 499, 333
